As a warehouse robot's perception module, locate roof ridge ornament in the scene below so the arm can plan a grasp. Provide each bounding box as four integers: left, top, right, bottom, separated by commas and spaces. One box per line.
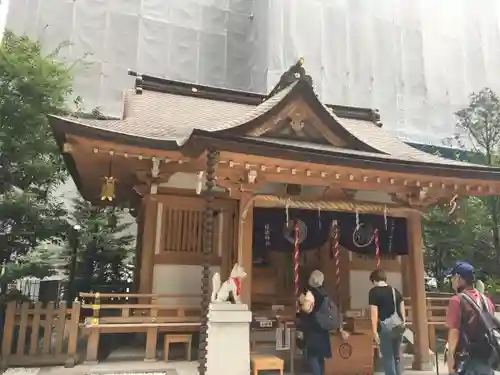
267, 57, 313, 98
128, 70, 143, 95
370, 109, 383, 128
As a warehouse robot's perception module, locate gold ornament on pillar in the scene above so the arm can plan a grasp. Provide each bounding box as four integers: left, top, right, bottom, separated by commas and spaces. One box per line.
447, 194, 465, 224
448, 194, 459, 216
100, 156, 117, 202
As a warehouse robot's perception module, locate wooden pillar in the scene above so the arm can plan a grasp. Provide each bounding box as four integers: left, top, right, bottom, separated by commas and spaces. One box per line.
133, 210, 144, 292
237, 192, 254, 307
401, 256, 410, 297
407, 211, 433, 370
138, 196, 157, 294
428, 325, 436, 353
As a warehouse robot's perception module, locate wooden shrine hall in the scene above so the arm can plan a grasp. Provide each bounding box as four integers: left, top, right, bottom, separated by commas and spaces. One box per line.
48, 59, 500, 374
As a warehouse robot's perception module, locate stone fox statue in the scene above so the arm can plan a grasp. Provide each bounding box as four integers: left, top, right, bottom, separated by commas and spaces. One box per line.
211, 263, 247, 303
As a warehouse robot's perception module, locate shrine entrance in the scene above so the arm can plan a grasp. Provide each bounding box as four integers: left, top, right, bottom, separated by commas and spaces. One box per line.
250, 204, 407, 311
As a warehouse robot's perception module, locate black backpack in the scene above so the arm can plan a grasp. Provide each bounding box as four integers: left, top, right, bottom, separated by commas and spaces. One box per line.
314, 290, 340, 331
460, 293, 500, 370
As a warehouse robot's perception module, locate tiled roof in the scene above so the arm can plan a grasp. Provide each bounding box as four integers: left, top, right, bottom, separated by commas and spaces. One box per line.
59, 90, 253, 140
53, 77, 485, 169
54, 83, 296, 142
333, 117, 483, 168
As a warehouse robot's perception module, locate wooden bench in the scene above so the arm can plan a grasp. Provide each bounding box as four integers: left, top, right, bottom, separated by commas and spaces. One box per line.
164, 334, 192, 361
82, 313, 200, 363
251, 354, 284, 375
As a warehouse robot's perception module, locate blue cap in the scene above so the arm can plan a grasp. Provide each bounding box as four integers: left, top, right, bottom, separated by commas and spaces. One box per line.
444, 261, 474, 282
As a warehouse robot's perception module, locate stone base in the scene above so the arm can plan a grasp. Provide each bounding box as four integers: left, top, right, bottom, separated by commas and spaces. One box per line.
206, 303, 252, 375
411, 359, 435, 371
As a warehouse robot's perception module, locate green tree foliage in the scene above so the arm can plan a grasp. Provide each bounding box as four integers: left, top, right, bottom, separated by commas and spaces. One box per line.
0, 31, 72, 290
0, 31, 72, 192
424, 88, 500, 290
455, 88, 500, 268
66, 198, 135, 290
423, 197, 493, 288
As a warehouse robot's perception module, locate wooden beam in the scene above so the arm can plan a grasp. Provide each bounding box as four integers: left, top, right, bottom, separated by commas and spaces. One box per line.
67, 134, 182, 160
321, 186, 351, 200
218, 152, 499, 197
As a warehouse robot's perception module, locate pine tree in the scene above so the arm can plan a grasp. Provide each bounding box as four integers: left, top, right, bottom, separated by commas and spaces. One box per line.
65, 198, 135, 294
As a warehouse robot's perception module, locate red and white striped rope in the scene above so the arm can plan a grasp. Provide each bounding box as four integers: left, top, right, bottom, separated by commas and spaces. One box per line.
333, 221, 341, 305
294, 221, 300, 303
374, 228, 380, 268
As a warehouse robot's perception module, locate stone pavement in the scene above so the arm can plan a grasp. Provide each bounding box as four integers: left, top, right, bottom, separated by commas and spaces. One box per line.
2, 360, 499, 375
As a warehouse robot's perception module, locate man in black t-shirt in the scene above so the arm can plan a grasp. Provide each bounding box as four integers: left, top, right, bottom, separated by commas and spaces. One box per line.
368, 269, 406, 375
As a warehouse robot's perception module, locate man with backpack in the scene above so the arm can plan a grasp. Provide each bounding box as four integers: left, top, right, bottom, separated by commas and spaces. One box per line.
445, 261, 500, 375
298, 269, 349, 375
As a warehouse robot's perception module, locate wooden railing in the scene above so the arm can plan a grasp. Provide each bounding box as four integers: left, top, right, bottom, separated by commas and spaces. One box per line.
6, 292, 499, 367
405, 295, 500, 325
78, 292, 202, 363
1, 301, 81, 368
405, 294, 500, 351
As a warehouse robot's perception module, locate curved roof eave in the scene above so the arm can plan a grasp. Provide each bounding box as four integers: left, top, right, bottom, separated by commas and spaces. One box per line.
180, 129, 500, 181
48, 115, 184, 202
49, 115, 181, 151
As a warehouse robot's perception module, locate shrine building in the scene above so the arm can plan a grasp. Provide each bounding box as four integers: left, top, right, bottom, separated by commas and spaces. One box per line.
48, 60, 500, 373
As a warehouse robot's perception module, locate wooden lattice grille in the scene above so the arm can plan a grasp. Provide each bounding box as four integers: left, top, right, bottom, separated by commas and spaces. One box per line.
155, 196, 235, 266
163, 208, 205, 253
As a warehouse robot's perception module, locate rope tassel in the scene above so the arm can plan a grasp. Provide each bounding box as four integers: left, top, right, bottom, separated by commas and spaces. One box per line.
332, 221, 341, 306
294, 221, 300, 309
374, 228, 380, 268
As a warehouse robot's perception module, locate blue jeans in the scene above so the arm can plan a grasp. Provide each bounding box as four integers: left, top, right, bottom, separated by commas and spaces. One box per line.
307, 354, 325, 375
379, 327, 403, 375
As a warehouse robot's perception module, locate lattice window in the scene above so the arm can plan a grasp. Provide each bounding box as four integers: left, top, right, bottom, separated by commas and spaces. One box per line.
163, 207, 205, 254
157, 196, 235, 260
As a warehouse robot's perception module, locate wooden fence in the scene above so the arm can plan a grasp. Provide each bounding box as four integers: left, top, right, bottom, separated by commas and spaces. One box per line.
1, 301, 80, 368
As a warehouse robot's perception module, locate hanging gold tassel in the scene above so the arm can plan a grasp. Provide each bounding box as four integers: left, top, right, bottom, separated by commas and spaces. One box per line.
100, 155, 116, 202
100, 176, 116, 201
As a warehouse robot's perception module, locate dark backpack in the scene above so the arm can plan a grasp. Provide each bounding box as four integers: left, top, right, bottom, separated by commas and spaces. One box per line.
459, 293, 500, 370
314, 290, 340, 331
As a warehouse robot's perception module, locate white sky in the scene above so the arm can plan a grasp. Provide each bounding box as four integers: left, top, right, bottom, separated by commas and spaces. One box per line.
0, 0, 9, 41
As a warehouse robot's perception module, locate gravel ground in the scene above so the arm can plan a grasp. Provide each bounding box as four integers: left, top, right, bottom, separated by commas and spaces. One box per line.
1, 370, 173, 375
2, 369, 40, 375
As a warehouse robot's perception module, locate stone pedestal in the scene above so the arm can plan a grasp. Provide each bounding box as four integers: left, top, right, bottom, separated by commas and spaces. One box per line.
206, 303, 252, 375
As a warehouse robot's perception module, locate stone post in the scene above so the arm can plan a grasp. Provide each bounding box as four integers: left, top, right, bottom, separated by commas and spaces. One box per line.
206, 303, 252, 375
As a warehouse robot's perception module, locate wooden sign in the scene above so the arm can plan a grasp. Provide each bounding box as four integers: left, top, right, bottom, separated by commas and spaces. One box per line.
252, 316, 277, 329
